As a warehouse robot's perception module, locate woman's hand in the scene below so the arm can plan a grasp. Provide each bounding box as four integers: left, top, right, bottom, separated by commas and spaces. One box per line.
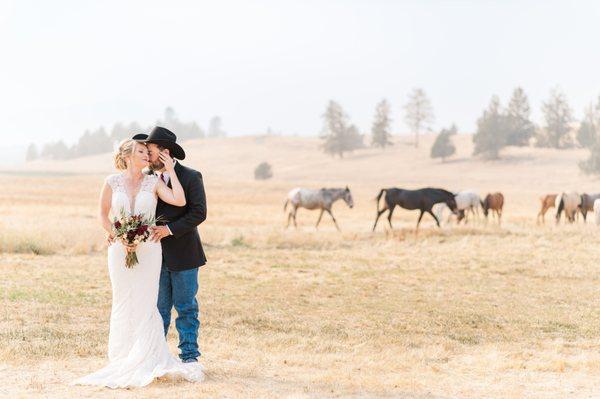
106, 233, 115, 246
160, 151, 175, 173
120, 238, 137, 253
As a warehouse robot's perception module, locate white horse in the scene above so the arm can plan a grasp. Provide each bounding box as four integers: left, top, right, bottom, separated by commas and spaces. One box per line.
433, 190, 481, 225
284, 187, 354, 230
455, 190, 481, 223
593, 199, 600, 226
556, 191, 581, 224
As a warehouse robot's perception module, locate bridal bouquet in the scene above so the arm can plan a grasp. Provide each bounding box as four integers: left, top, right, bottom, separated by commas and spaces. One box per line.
112, 212, 157, 268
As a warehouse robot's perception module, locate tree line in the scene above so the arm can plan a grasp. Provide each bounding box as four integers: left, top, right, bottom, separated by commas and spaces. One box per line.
26, 107, 227, 161
319, 87, 600, 173
320, 88, 434, 157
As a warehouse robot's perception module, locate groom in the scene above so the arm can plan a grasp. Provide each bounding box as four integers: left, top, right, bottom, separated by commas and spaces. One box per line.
133, 126, 207, 363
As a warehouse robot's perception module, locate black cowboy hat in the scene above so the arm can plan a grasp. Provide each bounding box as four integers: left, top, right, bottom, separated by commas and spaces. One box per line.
133, 126, 186, 160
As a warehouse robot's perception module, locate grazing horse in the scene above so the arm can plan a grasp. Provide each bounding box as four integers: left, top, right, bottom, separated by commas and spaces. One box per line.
555, 191, 581, 224
372, 187, 458, 231
578, 193, 600, 222
454, 190, 481, 223
537, 194, 557, 224
433, 190, 480, 225
481, 192, 504, 224
593, 199, 600, 226
284, 187, 354, 231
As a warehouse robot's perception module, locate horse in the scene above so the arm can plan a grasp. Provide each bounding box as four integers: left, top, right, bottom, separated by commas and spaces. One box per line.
594, 199, 600, 226
372, 187, 458, 232
555, 191, 581, 224
284, 187, 354, 231
481, 192, 504, 225
536, 194, 557, 224
454, 190, 481, 223
578, 193, 600, 222
432, 190, 480, 225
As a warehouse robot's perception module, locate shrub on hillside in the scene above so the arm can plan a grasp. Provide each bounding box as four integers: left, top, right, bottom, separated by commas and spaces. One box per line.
254, 162, 273, 180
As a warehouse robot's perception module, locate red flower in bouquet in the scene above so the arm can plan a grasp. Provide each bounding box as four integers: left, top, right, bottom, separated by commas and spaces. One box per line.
111, 211, 159, 268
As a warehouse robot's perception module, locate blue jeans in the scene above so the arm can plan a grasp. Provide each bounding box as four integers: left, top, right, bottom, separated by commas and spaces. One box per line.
157, 262, 200, 360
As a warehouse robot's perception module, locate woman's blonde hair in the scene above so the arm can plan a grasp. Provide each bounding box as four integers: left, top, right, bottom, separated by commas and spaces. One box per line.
114, 139, 137, 170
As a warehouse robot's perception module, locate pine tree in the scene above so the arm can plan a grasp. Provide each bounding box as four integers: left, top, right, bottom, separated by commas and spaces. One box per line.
208, 116, 226, 138
127, 121, 143, 136
320, 100, 363, 158
430, 125, 456, 162
371, 99, 393, 148
404, 88, 434, 148
580, 140, 600, 174
110, 122, 129, 142
189, 121, 205, 138
538, 87, 573, 148
577, 103, 597, 148
473, 96, 508, 159
25, 143, 38, 162
41, 140, 71, 160
506, 87, 535, 146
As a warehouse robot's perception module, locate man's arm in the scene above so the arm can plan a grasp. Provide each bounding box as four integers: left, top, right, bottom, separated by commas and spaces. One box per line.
166, 171, 207, 238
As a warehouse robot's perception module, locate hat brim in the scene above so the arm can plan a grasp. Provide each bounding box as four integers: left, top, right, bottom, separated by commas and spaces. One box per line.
132, 133, 148, 141
142, 139, 186, 160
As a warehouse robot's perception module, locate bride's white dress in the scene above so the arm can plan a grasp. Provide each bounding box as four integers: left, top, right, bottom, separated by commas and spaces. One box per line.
73, 173, 204, 388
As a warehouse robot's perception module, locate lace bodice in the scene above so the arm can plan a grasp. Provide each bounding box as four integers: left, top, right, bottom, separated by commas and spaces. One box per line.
106, 173, 159, 219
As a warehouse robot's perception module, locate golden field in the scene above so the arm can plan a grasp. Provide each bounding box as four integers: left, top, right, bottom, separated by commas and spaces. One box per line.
2, 134, 600, 398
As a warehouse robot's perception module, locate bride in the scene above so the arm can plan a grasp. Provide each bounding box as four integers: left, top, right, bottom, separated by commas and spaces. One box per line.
73, 139, 204, 388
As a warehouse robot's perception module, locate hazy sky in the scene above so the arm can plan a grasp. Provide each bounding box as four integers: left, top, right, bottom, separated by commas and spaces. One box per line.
2, 0, 600, 151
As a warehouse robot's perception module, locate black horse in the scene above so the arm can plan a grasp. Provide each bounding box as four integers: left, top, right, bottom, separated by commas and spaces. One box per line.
372, 187, 459, 231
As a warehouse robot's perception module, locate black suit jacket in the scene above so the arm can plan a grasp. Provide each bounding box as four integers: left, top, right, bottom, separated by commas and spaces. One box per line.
156, 162, 207, 271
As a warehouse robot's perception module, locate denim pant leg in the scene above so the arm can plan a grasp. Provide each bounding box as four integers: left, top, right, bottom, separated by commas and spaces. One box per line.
171, 267, 200, 360
157, 262, 173, 336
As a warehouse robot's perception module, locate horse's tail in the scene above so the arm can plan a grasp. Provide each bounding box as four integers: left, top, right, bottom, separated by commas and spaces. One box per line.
284, 199, 289, 212
375, 189, 387, 212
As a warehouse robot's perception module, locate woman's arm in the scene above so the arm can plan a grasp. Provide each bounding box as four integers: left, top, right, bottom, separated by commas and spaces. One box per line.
156, 152, 186, 207
99, 180, 113, 239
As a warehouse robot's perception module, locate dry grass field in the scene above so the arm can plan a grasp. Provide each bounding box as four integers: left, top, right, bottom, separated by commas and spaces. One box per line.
2, 134, 600, 398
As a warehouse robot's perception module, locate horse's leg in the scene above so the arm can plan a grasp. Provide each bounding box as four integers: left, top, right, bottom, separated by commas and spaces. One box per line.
416, 210, 425, 231
315, 209, 324, 229
326, 209, 341, 231
387, 205, 396, 229
427, 210, 441, 228
293, 206, 298, 228
372, 209, 387, 232
286, 211, 292, 228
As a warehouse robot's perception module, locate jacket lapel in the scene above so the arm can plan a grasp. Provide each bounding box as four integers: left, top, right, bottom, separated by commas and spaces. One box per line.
169, 162, 183, 189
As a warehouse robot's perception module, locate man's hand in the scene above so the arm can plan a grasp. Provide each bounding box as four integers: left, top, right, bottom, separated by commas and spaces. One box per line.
150, 226, 171, 242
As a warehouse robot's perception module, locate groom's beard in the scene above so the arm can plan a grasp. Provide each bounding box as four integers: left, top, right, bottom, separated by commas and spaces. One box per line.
149, 160, 165, 172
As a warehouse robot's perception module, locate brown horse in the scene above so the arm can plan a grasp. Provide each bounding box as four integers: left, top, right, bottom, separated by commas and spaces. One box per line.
481, 192, 504, 225
537, 194, 557, 224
